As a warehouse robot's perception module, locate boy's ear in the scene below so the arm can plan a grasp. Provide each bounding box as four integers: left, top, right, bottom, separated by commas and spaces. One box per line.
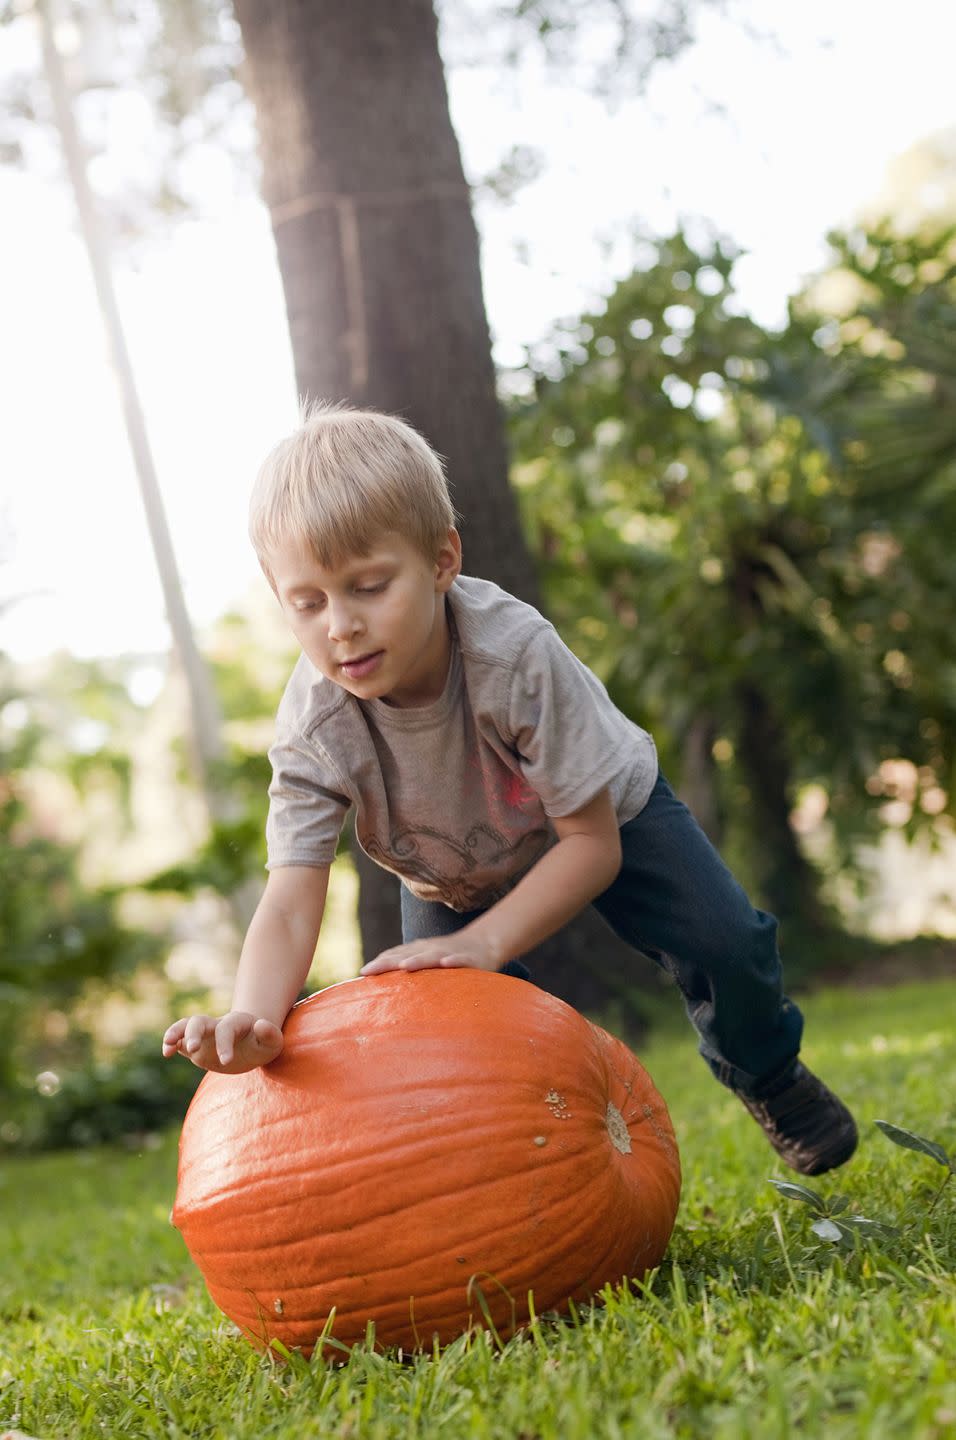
434, 527, 462, 592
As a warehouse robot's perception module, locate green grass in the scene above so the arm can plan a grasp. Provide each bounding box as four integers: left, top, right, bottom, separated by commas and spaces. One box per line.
2, 977, 955, 1439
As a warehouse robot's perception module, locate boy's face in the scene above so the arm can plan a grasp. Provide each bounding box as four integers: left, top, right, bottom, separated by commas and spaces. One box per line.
268, 529, 462, 708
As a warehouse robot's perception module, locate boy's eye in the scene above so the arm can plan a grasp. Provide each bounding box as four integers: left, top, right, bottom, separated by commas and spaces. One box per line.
291, 579, 388, 612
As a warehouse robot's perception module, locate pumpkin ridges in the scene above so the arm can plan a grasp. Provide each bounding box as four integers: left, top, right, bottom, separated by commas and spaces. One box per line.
185, 1134, 653, 1324
176, 1076, 672, 1241
216, 1249, 630, 1355
205, 1193, 640, 1350
179, 1116, 670, 1272
181, 1157, 637, 1284
178, 1046, 615, 1163
190, 1139, 673, 1338
188, 1151, 653, 1283
177, 1124, 612, 1248
187, 1201, 674, 1321
180, 1164, 586, 1259
175, 970, 681, 1353
180, 1094, 612, 1194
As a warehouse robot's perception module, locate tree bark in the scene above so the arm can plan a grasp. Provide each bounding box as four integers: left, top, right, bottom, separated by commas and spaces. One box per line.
677, 711, 723, 845
232, 0, 534, 599
232, 0, 650, 1021
735, 678, 832, 942
730, 555, 834, 950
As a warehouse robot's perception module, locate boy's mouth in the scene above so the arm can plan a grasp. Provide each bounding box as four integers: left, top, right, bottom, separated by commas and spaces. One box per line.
340, 651, 384, 680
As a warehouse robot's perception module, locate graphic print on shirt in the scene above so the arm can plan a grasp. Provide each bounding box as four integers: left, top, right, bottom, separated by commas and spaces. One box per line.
360, 818, 551, 911
464, 740, 537, 828
501, 768, 538, 813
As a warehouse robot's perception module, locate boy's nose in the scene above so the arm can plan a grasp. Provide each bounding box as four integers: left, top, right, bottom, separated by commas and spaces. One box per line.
327, 605, 362, 642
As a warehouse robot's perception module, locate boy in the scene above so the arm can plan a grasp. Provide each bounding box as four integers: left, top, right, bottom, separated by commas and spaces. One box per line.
163, 404, 857, 1176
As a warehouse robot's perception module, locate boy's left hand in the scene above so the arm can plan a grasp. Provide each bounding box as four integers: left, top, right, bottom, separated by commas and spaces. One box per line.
361, 935, 501, 976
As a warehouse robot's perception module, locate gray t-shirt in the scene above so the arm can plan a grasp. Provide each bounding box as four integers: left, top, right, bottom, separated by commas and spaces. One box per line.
265, 575, 658, 911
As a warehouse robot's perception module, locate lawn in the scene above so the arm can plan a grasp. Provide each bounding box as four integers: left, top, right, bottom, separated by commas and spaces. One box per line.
2, 976, 955, 1439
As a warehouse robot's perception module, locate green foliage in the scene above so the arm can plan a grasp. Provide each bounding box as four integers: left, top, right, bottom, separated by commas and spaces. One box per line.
0, 611, 299, 1150
509, 227, 765, 740
142, 809, 268, 898
874, 1120, 953, 1172
142, 634, 290, 900
469, 0, 721, 98
783, 224, 956, 838
0, 651, 166, 1094
769, 1117, 955, 1248
874, 1120, 954, 1216
767, 1175, 900, 1246
5, 1030, 203, 1153
508, 223, 956, 939
0, 790, 160, 1003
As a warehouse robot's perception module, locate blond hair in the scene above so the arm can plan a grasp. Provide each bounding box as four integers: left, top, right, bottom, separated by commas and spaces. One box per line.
249, 401, 457, 579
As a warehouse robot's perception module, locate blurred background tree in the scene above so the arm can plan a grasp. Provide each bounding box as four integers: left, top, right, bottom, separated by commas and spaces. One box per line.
0, 606, 299, 1149
1, 0, 733, 1019
0, 639, 170, 1143
507, 221, 956, 960
2, 1, 955, 1151
228, 0, 731, 1004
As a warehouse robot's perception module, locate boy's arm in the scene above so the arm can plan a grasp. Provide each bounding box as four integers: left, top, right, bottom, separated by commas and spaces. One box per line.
162, 864, 330, 1073
361, 788, 621, 975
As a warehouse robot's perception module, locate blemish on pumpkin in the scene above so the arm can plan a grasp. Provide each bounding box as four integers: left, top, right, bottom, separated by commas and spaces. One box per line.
545, 1089, 571, 1119
606, 1101, 632, 1155
273, 1298, 284, 1315
533, 1135, 548, 1147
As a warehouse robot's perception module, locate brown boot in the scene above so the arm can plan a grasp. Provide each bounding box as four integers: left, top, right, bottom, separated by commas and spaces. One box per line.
737, 1063, 858, 1175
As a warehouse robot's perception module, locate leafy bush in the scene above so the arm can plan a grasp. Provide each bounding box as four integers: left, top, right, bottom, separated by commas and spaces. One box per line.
2, 1031, 203, 1152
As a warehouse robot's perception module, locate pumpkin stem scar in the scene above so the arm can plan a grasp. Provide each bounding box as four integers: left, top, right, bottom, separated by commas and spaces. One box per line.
606, 1101, 632, 1154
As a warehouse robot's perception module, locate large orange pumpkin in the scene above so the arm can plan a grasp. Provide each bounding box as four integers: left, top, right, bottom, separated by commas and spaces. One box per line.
173, 969, 681, 1355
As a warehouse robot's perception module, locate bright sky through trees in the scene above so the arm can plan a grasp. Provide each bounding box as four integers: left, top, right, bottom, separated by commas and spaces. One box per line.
2, 0, 955, 662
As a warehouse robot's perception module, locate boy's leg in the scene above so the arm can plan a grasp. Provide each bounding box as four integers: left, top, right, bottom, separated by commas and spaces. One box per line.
400, 887, 482, 942
595, 773, 801, 1092
399, 887, 531, 980
593, 774, 856, 1173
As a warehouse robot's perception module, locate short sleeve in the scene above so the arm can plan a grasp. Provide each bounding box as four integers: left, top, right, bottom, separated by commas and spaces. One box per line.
508, 626, 634, 817
265, 731, 351, 869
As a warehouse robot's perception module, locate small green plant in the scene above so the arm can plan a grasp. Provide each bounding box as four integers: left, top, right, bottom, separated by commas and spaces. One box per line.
768, 1178, 898, 1245
771, 1119, 954, 1246
874, 1120, 955, 1215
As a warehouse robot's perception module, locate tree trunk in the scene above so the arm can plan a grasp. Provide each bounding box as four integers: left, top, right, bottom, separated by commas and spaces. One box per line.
232, 0, 649, 1022
735, 678, 834, 945
232, 0, 534, 601
730, 555, 836, 956
677, 711, 723, 845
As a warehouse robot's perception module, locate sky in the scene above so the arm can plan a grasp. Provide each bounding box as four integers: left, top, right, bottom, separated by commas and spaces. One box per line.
2, 0, 956, 664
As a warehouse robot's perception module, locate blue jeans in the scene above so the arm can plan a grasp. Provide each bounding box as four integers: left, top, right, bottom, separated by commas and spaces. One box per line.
400, 773, 805, 1096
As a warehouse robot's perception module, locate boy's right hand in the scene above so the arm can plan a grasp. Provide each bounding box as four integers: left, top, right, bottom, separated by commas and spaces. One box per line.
161, 1011, 284, 1074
